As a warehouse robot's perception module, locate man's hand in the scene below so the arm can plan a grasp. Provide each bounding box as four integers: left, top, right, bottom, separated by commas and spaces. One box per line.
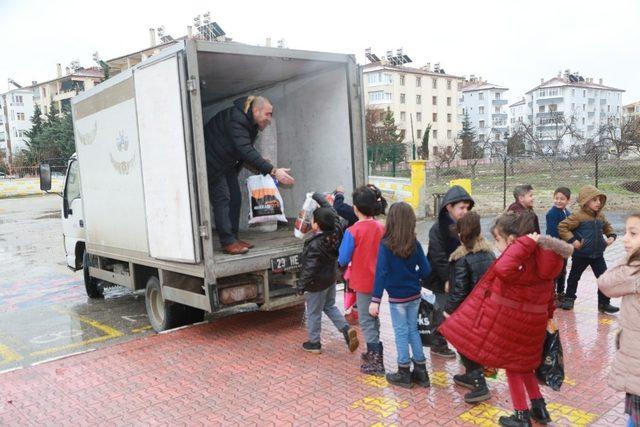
369, 302, 380, 318
527, 232, 540, 243
274, 168, 295, 185
573, 240, 583, 250
444, 281, 450, 293
443, 312, 450, 319
335, 185, 345, 193
606, 236, 615, 247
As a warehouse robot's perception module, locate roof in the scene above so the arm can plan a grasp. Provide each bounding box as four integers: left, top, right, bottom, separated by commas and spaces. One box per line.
509, 98, 526, 107
362, 62, 464, 80
624, 100, 640, 108
34, 68, 104, 88
461, 81, 508, 92
106, 38, 186, 64
526, 76, 624, 94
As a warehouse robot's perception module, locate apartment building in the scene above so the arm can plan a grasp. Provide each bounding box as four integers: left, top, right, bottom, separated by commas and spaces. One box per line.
459, 78, 509, 143
362, 61, 464, 156
34, 64, 103, 114
0, 87, 35, 155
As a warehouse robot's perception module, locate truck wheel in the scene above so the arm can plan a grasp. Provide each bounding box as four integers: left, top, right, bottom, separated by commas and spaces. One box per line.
83, 251, 103, 298
145, 276, 183, 332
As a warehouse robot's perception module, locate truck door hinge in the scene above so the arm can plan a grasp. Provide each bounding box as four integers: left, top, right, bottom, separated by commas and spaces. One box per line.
198, 222, 209, 239
186, 79, 197, 95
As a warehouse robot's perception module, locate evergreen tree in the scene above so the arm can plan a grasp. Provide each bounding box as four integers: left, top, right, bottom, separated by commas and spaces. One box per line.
420, 123, 432, 160
381, 107, 404, 145
459, 112, 478, 159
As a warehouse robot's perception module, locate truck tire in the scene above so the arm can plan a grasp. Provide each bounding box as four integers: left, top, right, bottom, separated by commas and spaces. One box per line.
83, 251, 104, 298
145, 276, 184, 332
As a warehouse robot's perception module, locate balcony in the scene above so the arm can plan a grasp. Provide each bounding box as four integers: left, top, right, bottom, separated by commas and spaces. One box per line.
536, 111, 564, 119
492, 113, 507, 119
492, 99, 508, 106
536, 97, 563, 105
588, 98, 595, 104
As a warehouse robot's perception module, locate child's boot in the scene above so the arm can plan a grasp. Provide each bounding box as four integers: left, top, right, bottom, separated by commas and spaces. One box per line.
598, 303, 620, 314
498, 410, 532, 427
386, 365, 413, 388
560, 297, 575, 310
411, 360, 430, 388
341, 326, 359, 353
361, 343, 383, 375
530, 398, 551, 424
463, 370, 491, 403
370, 342, 386, 376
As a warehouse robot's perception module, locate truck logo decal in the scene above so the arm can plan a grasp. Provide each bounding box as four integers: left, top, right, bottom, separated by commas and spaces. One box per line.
110, 130, 135, 174
77, 122, 97, 146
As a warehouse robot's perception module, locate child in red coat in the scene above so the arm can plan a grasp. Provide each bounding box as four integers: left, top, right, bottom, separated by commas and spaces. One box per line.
440, 212, 573, 426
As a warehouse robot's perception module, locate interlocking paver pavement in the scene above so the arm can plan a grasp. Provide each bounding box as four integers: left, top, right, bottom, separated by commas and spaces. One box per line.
0, 242, 630, 426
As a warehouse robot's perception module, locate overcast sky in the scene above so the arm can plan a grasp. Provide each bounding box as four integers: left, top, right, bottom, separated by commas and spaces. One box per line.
2, 0, 639, 103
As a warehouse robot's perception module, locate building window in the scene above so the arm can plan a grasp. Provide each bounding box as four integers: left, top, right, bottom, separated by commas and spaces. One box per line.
368, 91, 392, 103
16, 112, 25, 121
495, 133, 501, 141
416, 76, 421, 87
549, 104, 557, 112
608, 105, 611, 112
367, 72, 393, 85
447, 113, 452, 123
583, 104, 586, 111
539, 89, 546, 97
432, 96, 437, 105
447, 97, 452, 106
583, 90, 586, 97
479, 92, 484, 100
447, 80, 452, 90
432, 113, 438, 122
479, 134, 485, 142
479, 106, 485, 114
416, 112, 422, 122
572, 89, 575, 97
432, 129, 438, 139
14, 95, 24, 105
447, 129, 452, 139
479, 120, 485, 128
416, 95, 421, 105
539, 106, 545, 113
432, 79, 437, 89
417, 129, 422, 139
494, 107, 501, 113
433, 146, 439, 155
400, 111, 406, 121
400, 93, 406, 104
400, 75, 405, 86
582, 117, 585, 125
495, 92, 501, 100
548, 88, 558, 96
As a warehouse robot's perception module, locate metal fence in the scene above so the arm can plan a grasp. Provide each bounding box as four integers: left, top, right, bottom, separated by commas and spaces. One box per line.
367, 144, 412, 177
425, 152, 640, 215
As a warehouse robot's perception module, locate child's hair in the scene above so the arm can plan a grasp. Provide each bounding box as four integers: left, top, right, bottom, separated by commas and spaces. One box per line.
366, 184, 388, 216
513, 184, 533, 201
554, 187, 571, 199
628, 212, 640, 275
383, 202, 416, 258
491, 211, 537, 239
456, 211, 482, 250
353, 185, 387, 217
313, 207, 335, 232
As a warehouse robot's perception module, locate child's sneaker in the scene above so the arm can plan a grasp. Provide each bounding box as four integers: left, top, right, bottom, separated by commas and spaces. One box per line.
302, 341, 322, 354
342, 326, 359, 353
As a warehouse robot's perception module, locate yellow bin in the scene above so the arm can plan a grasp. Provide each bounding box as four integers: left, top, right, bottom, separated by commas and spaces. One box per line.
450, 178, 472, 195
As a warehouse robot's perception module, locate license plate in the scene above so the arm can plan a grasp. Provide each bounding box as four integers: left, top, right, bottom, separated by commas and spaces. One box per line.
271, 254, 301, 273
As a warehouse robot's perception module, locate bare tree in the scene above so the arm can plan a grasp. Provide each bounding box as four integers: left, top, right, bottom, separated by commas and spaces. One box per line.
433, 140, 462, 178
596, 115, 640, 158
511, 112, 583, 170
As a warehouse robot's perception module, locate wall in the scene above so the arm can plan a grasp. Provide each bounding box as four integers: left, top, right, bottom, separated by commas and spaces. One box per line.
368, 175, 412, 205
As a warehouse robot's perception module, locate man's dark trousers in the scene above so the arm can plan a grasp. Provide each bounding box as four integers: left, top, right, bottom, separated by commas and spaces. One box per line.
209, 169, 241, 246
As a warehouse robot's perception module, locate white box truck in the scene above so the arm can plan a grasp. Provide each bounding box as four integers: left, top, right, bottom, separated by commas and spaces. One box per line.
40, 39, 366, 331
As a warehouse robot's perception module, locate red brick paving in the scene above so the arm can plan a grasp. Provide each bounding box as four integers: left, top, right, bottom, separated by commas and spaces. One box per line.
0, 268, 629, 426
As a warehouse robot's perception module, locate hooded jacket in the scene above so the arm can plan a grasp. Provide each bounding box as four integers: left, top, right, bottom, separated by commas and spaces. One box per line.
558, 185, 616, 258
440, 235, 573, 372
297, 193, 347, 293
445, 237, 496, 314
204, 97, 274, 180
425, 186, 475, 293
598, 259, 640, 396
